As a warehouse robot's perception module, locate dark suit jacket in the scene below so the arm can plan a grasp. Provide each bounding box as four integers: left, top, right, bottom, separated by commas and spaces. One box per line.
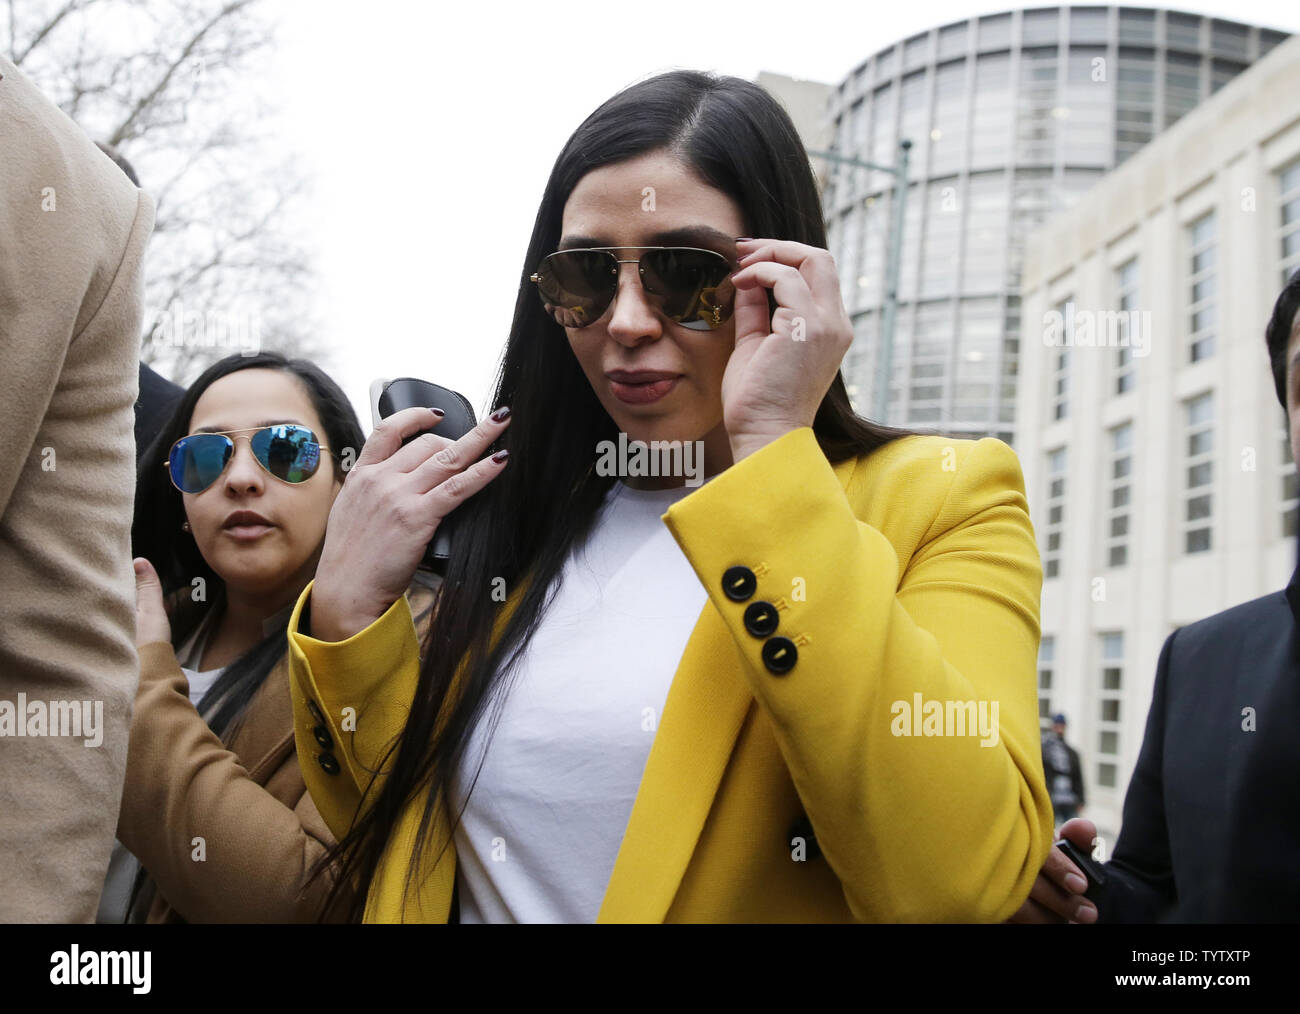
1099, 565, 1300, 922
135, 362, 183, 464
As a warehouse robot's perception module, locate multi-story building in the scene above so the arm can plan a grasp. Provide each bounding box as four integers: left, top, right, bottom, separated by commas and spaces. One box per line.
1017, 33, 1300, 841
757, 71, 835, 190
821, 6, 1289, 444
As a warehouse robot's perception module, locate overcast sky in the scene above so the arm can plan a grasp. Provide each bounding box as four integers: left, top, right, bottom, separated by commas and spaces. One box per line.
269, 0, 1298, 427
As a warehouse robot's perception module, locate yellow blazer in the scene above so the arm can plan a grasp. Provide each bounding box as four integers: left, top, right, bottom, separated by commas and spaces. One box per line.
286, 426, 1054, 922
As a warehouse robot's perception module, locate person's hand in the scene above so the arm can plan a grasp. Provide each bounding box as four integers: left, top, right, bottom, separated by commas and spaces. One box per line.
723, 238, 853, 462
133, 557, 172, 648
309, 405, 512, 642
1006, 818, 1100, 924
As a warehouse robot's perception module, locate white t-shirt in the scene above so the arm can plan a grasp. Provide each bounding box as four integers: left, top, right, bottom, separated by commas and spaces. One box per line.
175, 606, 227, 709
449, 477, 710, 923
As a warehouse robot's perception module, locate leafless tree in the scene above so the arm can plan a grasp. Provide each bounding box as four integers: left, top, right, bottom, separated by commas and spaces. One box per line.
4, 0, 321, 382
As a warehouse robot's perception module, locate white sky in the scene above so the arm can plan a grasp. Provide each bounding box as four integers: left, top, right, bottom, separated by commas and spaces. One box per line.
269, 0, 1299, 427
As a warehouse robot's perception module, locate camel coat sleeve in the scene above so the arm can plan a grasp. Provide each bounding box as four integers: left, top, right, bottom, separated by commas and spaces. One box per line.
0, 54, 155, 922
116, 642, 342, 923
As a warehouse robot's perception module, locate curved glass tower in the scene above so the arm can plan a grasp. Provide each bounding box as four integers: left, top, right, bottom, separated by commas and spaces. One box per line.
824, 5, 1288, 443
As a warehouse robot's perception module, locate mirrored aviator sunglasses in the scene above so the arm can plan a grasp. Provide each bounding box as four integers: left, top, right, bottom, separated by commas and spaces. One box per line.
166, 424, 329, 494
530, 246, 737, 331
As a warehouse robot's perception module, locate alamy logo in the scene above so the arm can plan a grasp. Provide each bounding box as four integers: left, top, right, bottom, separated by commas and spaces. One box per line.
595, 433, 705, 487
49, 947, 151, 993
1042, 300, 1151, 357
890, 693, 1000, 747
0, 695, 104, 747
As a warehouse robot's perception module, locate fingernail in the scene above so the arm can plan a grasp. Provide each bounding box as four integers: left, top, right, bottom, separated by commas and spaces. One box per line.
429, 407, 445, 418
492, 449, 509, 463
490, 406, 511, 423
1076, 902, 1098, 924
1065, 873, 1087, 893
735, 236, 753, 242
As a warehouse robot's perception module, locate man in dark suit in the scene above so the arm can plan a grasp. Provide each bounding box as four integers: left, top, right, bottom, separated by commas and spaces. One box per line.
1013, 268, 1300, 924
135, 361, 183, 462
1042, 713, 1086, 828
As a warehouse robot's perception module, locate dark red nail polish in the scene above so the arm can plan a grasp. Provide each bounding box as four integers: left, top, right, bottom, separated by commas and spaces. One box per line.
492, 449, 509, 463
490, 406, 511, 422
430, 407, 445, 417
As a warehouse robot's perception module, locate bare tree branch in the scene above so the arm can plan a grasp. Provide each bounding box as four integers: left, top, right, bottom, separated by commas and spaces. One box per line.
4, 0, 323, 379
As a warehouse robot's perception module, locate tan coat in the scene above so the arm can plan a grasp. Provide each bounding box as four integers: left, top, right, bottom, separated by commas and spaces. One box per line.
0, 55, 154, 922
118, 580, 437, 922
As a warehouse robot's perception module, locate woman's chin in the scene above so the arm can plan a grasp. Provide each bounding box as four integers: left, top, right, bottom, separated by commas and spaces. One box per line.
213, 556, 299, 597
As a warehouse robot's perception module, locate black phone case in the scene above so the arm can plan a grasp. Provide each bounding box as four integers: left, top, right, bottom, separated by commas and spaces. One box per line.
376, 378, 478, 574
1054, 837, 1107, 902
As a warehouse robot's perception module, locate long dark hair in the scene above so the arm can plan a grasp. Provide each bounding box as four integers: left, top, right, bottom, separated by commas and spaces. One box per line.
133, 352, 365, 741
321, 70, 915, 920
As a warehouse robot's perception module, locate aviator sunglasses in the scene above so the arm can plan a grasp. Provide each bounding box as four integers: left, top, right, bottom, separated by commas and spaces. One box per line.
165, 424, 331, 494
530, 246, 737, 331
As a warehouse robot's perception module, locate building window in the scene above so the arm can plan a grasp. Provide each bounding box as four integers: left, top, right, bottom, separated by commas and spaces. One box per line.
1097, 632, 1124, 788
1119, 8, 1156, 46
1210, 19, 1249, 61
937, 20, 968, 60
1281, 160, 1300, 285
1106, 422, 1134, 568
1210, 58, 1247, 95
1184, 392, 1214, 554
1115, 48, 1156, 164
1069, 6, 1109, 45
1188, 212, 1217, 362
1165, 51, 1201, 130
1021, 7, 1059, 47
1045, 447, 1067, 578
1051, 299, 1070, 421
1165, 12, 1202, 52
1282, 415, 1297, 539
1038, 635, 1055, 729
1115, 258, 1139, 394
978, 12, 1011, 51
1016, 46, 1059, 166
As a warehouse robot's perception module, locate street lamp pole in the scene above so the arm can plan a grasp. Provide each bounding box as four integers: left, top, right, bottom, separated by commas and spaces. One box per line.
808, 138, 912, 424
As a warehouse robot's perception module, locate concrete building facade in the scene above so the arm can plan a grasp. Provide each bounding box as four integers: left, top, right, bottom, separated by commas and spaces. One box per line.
1017, 34, 1300, 840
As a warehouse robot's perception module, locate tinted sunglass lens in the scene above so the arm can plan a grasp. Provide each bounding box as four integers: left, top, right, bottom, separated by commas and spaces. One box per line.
536, 250, 616, 327
642, 249, 735, 329
251, 425, 321, 483
171, 434, 233, 493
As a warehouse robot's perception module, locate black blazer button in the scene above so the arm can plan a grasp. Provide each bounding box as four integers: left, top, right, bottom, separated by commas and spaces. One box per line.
317, 752, 340, 776
312, 725, 334, 750
789, 814, 822, 861
743, 601, 779, 638
762, 636, 798, 675
722, 565, 757, 601
307, 700, 326, 726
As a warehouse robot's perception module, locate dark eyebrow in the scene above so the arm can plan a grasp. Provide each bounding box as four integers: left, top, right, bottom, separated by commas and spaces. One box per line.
557, 225, 738, 253
192, 419, 305, 434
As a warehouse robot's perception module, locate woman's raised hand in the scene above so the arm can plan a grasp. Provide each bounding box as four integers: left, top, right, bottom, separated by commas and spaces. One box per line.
723, 238, 854, 462
309, 405, 511, 642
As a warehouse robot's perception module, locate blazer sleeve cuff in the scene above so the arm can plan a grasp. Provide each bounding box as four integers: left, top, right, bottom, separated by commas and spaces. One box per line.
288, 579, 418, 703
661, 424, 874, 648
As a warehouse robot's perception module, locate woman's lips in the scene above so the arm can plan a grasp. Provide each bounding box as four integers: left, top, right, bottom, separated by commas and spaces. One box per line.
609, 376, 680, 404
222, 524, 275, 542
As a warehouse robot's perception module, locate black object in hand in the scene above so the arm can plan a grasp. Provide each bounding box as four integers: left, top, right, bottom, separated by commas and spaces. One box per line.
376, 378, 478, 574
1055, 837, 1107, 903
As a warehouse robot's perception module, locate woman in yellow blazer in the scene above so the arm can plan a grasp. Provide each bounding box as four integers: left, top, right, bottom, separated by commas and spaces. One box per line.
289, 69, 1055, 923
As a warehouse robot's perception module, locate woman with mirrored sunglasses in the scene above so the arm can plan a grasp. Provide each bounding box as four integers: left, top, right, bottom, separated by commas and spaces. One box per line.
291, 70, 1054, 923
99, 352, 438, 923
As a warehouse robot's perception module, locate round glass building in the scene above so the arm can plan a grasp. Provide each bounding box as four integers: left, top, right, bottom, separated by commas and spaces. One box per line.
823, 5, 1289, 443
